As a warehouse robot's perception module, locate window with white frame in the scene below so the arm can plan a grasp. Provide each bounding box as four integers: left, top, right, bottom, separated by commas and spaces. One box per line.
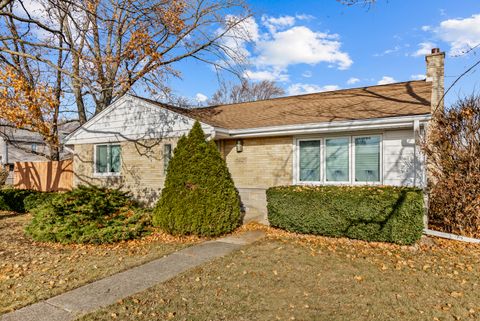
354, 136, 381, 182
325, 137, 349, 182
296, 135, 381, 184
95, 144, 121, 175
299, 140, 321, 182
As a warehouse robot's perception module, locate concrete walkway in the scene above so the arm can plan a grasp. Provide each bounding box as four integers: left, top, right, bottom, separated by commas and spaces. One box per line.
1, 230, 265, 321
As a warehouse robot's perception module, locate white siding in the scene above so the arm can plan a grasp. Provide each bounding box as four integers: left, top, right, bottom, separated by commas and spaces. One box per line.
65, 96, 213, 145
383, 129, 425, 187
292, 128, 425, 188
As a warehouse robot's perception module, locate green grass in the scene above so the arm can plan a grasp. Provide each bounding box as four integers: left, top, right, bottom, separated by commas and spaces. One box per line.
78, 231, 480, 321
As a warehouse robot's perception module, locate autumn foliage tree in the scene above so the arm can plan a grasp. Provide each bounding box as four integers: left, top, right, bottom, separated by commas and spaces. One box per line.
1, 0, 252, 122
0, 67, 59, 153
422, 95, 480, 237
0, 0, 251, 158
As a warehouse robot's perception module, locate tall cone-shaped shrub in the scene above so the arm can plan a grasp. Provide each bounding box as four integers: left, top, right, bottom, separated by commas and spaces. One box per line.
153, 121, 241, 236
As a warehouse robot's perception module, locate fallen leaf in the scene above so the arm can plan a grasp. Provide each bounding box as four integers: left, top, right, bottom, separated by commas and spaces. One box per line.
450, 291, 463, 298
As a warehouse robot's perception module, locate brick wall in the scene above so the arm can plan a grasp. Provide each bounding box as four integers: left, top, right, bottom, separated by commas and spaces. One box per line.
73, 136, 294, 221
73, 139, 177, 205
222, 136, 293, 222
223, 136, 293, 188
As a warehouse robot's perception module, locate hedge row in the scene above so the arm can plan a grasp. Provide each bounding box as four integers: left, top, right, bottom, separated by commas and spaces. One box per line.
267, 185, 424, 245
0, 188, 51, 213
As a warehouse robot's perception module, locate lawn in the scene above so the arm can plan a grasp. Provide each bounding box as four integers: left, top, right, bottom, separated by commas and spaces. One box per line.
80, 225, 480, 321
0, 211, 198, 314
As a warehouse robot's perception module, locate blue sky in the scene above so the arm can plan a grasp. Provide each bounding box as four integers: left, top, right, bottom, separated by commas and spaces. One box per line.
166, 0, 480, 107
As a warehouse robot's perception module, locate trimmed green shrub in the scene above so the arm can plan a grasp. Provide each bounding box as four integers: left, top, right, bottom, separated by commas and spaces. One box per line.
25, 185, 151, 244
267, 185, 424, 245
153, 121, 241, 236
0, 188, 38, 213
23, 192, 56, 212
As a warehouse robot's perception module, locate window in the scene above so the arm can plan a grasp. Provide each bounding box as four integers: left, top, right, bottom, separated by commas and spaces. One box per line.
354, 136, 381, 182
296, 135, 382, 184
31, 143, 37, 152
299, 140, 321, 182
164, 144, 172, 174
95, 144, 121, 175
325, 137, 349, 182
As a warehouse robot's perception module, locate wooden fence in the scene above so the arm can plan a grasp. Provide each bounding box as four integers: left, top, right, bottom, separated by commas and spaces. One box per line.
14, 160, 73, 192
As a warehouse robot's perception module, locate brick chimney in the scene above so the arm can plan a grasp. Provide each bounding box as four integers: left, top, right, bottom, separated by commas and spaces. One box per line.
425, 48, 445, 113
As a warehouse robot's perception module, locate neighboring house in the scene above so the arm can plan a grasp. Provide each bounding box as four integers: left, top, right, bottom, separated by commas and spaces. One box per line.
65, 49, 444, 222
0, 121, 80, 185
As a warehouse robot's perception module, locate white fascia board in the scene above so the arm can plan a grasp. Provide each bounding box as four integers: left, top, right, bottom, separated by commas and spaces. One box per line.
212, 114, 431, 139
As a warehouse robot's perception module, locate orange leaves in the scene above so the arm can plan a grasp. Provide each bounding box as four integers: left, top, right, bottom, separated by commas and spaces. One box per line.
122, 1, 186, 63
0, 66, 58, 146
124, 29, 163, 62
156, 0, 186, 35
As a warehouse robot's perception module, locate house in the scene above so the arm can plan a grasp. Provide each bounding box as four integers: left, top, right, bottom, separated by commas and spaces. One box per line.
64, 49, 444, 222
0, 121, 80, 185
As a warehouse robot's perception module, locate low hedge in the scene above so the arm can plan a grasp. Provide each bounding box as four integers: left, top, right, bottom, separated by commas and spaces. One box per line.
23, 192, 56, 212
267, 186, 424, 245
0, 188, 39, 213
25, 186, 152, 244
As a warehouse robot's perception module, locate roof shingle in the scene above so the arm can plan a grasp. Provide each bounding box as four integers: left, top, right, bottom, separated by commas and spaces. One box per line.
136, 80, 432, 130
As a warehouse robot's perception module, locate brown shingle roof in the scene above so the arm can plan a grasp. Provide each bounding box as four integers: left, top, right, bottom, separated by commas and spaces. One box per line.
135, 80, 432, 130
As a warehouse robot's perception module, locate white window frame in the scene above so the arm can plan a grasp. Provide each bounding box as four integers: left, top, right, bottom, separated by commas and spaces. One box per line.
352, 134, 383, 185
323, 136, 351, 185
93, 143, 122, 177
296, 138, 323, 185
293, 134, 383, 185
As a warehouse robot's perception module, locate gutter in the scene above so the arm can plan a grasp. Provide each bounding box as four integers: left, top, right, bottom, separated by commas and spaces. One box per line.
213, 114, 431, 139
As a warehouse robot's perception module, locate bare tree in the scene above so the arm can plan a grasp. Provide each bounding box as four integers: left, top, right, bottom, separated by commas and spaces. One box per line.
209, 79, 285, 105
0, 0, 252, 159
1, 0, 252, 122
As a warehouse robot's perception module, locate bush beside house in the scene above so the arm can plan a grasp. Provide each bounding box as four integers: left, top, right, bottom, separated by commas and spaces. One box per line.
153, 121, 241, 237
0, 188, 40, 213
267, 186, 424, 245
423, 95, 480, 237
26, 186, 151, 244
23, 192, 56, 212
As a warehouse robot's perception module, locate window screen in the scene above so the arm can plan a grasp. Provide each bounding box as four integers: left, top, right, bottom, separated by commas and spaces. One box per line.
354, 136, 380, 182
299, 140, 321, 182
326, 138, 349, 182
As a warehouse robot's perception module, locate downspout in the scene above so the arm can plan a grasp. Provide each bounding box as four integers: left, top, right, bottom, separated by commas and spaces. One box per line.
413, 119, 420, 187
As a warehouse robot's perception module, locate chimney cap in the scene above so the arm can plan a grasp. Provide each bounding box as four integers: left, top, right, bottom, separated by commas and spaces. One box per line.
431, 48, 440, 54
